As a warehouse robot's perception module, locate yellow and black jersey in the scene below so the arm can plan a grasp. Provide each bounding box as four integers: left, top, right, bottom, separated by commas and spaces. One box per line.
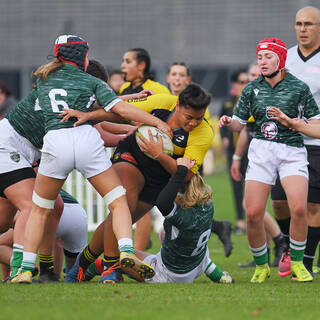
127, 93, 213, 174
119, 79, 170, 95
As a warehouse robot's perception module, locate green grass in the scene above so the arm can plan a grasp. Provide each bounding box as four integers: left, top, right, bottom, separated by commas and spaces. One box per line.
1, 172, 319, 320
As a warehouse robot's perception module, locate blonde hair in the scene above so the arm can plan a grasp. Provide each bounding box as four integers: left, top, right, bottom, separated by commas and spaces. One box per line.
180, 173, 212, 208
32, 60, 63, 81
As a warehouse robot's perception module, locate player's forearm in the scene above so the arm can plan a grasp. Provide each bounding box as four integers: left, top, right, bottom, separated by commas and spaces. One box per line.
86, 108, 126, 123
111, 101, 162, 127
234, 127, 248, 157
297, 120, 320, 138
156, 153, 177, 175
228, 118, 245, 132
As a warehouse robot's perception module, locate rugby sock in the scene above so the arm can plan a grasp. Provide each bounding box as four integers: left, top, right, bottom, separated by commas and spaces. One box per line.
250, 243, 268, 265
290, 237, 306, 262
102, 256, 120, 271
205, 261, 224, 282
39, 254, 54, 275
85, 260, 103, 281
79, 245, 99, 271
21, 251, 37, 273
10, 244, 24, 277
275, 218, 290, 246
303, 226, 320, 273
118, 238, 134, 254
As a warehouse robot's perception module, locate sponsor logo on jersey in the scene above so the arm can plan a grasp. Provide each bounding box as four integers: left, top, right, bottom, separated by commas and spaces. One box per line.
265, 106, 275, 119
10, 152, 20, 163
261, 121, 278, 140
254, 89, 259, 96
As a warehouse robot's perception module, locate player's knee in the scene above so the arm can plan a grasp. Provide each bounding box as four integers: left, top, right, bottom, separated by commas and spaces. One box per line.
307, 203, 320, 216
103, 186, 126, 211
291, 204, 307, 220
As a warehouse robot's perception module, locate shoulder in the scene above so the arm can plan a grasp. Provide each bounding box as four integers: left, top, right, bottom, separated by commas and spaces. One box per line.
119, 82, 131, 94
148, 93, 178, 110
142, 79, 170, 94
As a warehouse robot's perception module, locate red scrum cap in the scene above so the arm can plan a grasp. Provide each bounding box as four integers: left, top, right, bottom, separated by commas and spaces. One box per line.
256, 38, 287, 71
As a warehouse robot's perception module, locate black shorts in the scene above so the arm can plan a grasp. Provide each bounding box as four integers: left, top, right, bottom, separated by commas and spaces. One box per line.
271, 146, 320, 203
111, 137, 171, 205
0, 167, 36, 198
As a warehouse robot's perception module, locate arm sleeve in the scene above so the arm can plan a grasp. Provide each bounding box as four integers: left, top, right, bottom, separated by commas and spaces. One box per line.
156, 165, 188, 216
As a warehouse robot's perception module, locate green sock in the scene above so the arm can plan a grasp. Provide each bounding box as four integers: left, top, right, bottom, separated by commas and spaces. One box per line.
290, 237, 306, 262
250, 243, 269, 265
118, 238, 134, 254
85, 262, 101, 281
205, 262, 224, 282
10, 244, 23, 277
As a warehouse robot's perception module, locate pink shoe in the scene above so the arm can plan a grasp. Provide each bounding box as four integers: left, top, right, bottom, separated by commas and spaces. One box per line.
278, 248, 291, 277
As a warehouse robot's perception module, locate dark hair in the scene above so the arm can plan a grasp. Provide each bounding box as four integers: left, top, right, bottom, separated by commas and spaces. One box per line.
230, 69, 247, 83
0, 81, 13, 97
168, 62, 192, 77
128, 48, 152, 80
178, 83, 211, 110
109, 69, 122, 77
86, 60, 108, 82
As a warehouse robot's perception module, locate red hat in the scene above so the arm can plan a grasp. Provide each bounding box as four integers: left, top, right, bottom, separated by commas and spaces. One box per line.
256, 38, 287, 71
54, 35, 89, 71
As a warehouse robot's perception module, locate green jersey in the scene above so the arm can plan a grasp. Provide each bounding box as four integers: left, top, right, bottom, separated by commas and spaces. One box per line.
6, 89, 45, 149
37, 64, 120, 133
59, 189, 78, 204
234, 73, 320, 147
161, 202, 213, 274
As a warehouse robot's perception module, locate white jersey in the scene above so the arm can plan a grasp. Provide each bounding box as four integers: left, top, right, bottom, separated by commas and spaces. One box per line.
286, 45, 320, 146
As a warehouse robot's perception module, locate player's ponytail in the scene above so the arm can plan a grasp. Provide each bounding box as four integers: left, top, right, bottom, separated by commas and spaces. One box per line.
32, 60, 63, 81
180, 173, 212, 208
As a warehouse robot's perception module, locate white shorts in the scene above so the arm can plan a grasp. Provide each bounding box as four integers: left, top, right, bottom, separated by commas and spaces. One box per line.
0, 119, 41, 173
143, 248, 210, 284
246, 139, 309, 185
56, 203, 88, 253
39, 125, 111, 179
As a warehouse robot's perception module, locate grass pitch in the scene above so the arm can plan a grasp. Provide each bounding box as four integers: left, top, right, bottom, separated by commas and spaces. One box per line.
0, 172, 319, 320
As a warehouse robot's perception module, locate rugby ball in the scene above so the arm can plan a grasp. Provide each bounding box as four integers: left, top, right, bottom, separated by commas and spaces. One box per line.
135, 125, 174, 159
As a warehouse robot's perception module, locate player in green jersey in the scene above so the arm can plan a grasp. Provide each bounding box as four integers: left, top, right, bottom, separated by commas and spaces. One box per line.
98, 157, 233, 284
12, 35, 171, 284
219, 37, 320, 283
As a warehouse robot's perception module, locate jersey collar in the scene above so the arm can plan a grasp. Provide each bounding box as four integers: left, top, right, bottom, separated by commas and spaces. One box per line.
297, 45, 320, 62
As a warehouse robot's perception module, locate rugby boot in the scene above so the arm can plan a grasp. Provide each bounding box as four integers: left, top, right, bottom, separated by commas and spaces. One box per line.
120, 252, 154, 279
250, 264, 270, 283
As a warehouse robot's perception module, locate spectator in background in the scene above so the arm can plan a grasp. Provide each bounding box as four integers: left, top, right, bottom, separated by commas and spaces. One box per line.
219, 70, 248, 235
108, 70, 124, 95
0, 81, 17, 118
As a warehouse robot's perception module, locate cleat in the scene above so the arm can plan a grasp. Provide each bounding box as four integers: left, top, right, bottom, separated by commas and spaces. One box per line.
271, 235, 287, 267
38, 271, 59, 283
312, 266, 320, 275
219, 272, 234, 283
65, 254, 85, 283
278, 248, 291, 277
85, 257, 104, 281
238, 260, 256, 268
120, 252, 155, 279
32, 264, 39, 277
250, 264, 270, 283
233, 226, 246, 235
217, 221, 233, 257
10, 270, 33, 284
291, 261, 313, 282
98, 263, 123, 284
